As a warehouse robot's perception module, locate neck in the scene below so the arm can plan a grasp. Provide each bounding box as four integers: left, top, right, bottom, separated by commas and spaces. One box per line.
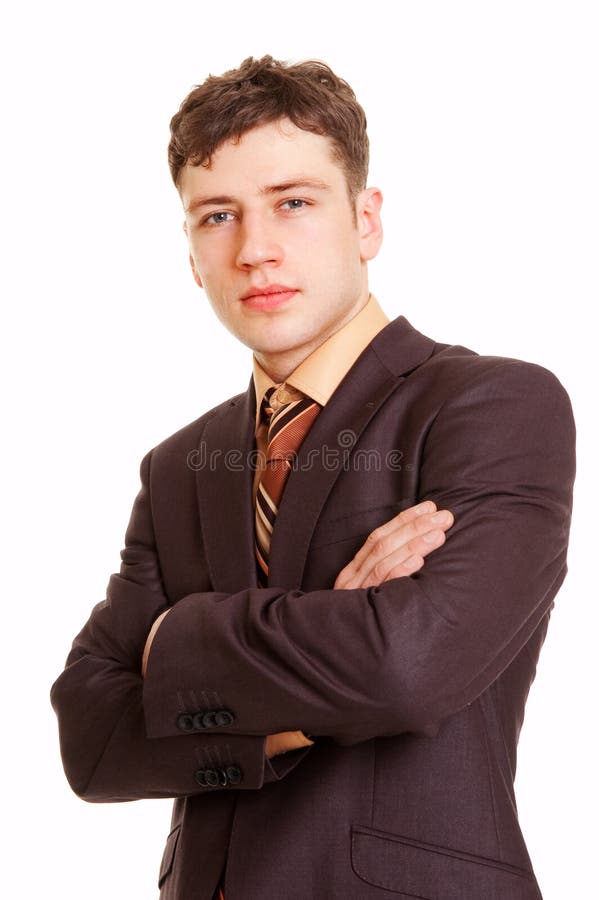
255, 288, 371, 383
254, 349, 313, 385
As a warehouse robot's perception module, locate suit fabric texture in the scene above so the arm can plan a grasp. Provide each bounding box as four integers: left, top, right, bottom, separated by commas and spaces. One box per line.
51, 315, 576, 900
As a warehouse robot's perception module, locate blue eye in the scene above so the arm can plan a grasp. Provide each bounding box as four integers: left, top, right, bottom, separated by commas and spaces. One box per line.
282, 199, 307, 210
204, 211, 234, 225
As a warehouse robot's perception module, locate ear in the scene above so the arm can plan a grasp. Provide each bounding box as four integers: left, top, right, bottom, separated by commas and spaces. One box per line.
356, 187, 384, 262
183, 220, 204, 288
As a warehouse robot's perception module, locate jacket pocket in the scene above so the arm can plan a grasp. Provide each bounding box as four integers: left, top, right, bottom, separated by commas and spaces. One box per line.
350, 825, 540, 899
311, 500, 408, 548
158, 824, 181, 889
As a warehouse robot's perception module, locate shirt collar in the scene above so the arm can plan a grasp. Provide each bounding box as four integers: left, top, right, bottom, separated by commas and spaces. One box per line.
252, 293, 390, 431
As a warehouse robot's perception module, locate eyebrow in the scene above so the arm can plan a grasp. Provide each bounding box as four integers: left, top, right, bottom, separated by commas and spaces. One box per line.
184, 178, 331, 214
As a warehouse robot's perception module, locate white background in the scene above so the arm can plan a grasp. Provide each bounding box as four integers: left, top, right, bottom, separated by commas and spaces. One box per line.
2, 1, 597, 897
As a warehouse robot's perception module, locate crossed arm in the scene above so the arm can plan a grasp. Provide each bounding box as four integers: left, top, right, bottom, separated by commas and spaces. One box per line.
141, 500, 455, 758
51, 361, 575, 801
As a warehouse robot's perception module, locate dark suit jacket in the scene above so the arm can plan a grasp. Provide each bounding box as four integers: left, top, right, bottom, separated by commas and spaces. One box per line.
51, 315, 576, 900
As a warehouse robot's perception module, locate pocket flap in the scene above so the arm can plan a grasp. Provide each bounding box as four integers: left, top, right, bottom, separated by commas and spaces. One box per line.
351, 825, 539, 899
312, 501, 406, 547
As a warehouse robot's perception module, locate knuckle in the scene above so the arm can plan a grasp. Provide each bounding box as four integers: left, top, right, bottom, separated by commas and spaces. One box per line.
366, 529, 379, 546
405, 537, 419, 554
374, 534, 390, 556
366, 530, 389, 558
401, 521, 418, 541
409, 501, 432, 518
416, 516, 435, 536
371, 561, 387, 582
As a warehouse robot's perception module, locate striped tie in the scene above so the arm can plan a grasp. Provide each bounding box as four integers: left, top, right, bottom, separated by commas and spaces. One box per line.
213, 393, 320, 900
255, 386, 321, 586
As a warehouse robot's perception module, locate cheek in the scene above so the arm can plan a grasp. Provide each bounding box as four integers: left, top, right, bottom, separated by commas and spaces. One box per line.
191, 237, 229, 277
316, 230, 361, 279
197, 262, 239, 307
303, 223, 350, 266
319, 215, 359, 253
192, 257, 225, 295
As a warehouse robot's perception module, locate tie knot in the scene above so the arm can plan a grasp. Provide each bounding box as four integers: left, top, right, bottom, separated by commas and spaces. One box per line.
261, 385, 304, 425
261, 386, 277, 423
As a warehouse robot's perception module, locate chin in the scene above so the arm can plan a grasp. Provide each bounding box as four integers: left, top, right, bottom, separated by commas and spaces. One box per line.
243, 324, 309, 353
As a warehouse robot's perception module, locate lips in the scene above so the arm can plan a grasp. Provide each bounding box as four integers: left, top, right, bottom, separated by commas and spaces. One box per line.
240, 284, 298, 310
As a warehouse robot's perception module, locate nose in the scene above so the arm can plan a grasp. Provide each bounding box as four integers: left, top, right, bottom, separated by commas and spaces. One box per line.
235, 213, 282, 269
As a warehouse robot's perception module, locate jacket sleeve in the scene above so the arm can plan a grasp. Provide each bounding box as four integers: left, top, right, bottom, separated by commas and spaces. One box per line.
50, 451, 312, 803
142, 361, 576, 746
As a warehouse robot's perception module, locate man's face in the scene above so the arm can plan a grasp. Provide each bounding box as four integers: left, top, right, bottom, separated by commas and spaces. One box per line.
180, 118, 383, 380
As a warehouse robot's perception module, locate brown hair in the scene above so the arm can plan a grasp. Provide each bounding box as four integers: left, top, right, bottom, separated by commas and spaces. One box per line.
168, 55, 369, 203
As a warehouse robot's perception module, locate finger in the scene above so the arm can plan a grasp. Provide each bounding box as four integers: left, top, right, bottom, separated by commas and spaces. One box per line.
351, 515, 452, 589
352, 500, 437, 569
266, 730, 314, 758
336, 506, 453, 590
357, 528, 448, 588
335, 500, 437, 588
335, 552, 425, 590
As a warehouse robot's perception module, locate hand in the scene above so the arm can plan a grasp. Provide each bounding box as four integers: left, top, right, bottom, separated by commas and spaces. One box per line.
265, 730, 314, 758
334, 500, 454, 590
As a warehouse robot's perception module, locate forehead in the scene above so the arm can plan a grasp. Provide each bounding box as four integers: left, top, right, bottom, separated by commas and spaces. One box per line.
179, 119, 345, 203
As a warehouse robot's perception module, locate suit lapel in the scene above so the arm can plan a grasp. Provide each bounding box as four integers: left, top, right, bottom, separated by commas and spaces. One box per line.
270, 316, 436, 588
196, 315, 436, 593
195, 384, 258, 593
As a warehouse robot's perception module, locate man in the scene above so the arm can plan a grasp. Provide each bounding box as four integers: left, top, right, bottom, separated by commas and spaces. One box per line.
51, 55, 575, 900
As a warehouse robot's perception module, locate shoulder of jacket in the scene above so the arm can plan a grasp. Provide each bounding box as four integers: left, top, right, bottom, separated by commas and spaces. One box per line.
423, 342, 570, 397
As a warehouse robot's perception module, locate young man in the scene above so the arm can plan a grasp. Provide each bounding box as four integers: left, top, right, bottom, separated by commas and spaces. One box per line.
51, 56, 575, 900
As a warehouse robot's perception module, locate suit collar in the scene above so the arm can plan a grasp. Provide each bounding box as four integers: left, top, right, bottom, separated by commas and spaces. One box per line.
369, 314, 437, 377
251, 293, 390, 426
196, 315, 436, 592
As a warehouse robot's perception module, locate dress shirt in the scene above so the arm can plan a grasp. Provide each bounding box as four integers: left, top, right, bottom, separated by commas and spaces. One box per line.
252, 293, 390, 505
142, 295, 389, 674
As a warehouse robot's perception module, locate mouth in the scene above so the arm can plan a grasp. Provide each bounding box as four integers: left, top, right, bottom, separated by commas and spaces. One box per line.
240, 284, 298, 310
